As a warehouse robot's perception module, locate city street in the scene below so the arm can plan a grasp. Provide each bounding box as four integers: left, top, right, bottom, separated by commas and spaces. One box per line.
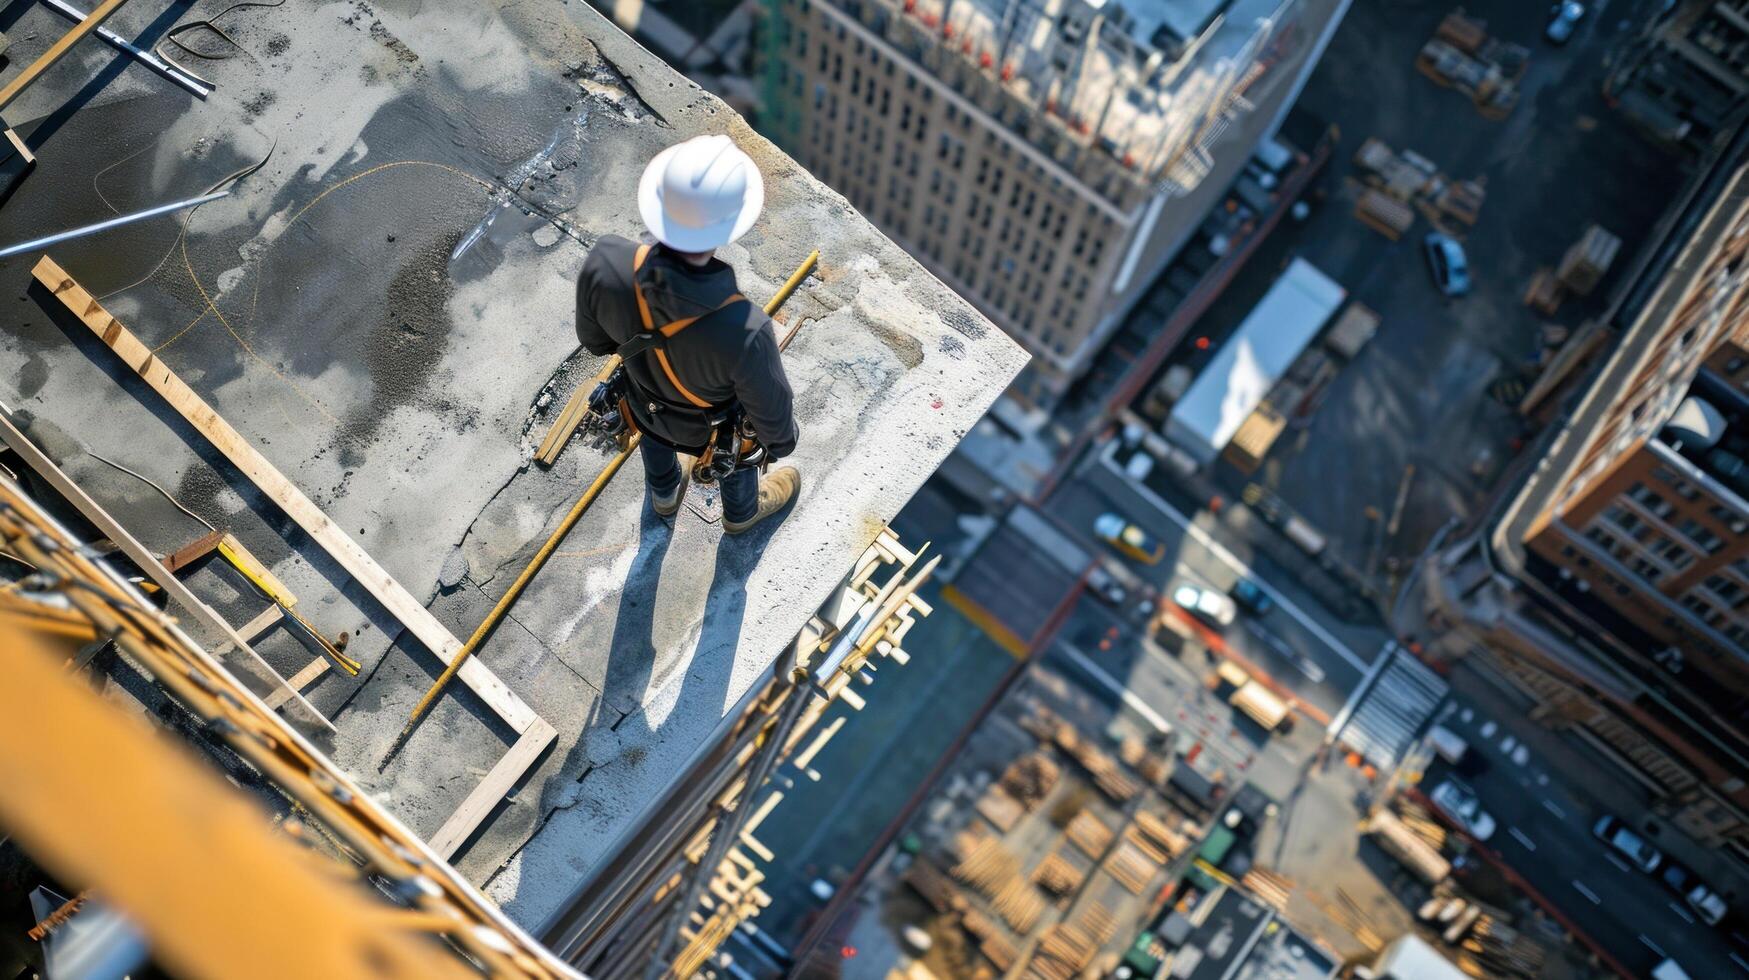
1044, 438, 1392, 723
1422, 697, 1748, 978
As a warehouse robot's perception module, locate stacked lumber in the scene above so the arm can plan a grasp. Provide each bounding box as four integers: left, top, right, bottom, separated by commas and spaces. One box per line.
1081, 902, 1118, 945
961, 909, 1018, 972
1557, 224, 1620, 295
992, 876, 1046, 934
1241, 867, 1293, 910
1117, 736, 1146, 768
1132, 809, 1192, 860
1524, 267, 1563, 315
950, 830, 1021, 900
1032, 850, 1083, 898
999, 752, 1060, 810
1104, 840, 1157, 895
976, 784, 1026, 833
1049, 723, 1139, 802
1355, 188, 1414, 240
905, 857, 963, 913
1395, 802, 1448, 850
1065, 810, 1114, 858
1017, 704, 1061, 741
1463, 916, 1546, 978
1435, 177, 1485, 226
1025, 920, 1100, 980
1436, 10, 1486, 52
1307, 889, 1385, 952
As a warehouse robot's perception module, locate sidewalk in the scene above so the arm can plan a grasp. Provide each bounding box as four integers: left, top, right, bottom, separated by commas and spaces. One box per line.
1446, 656, 1749, 903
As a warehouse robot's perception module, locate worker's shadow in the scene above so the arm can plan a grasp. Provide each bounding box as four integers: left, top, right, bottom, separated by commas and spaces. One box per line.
590, 494, 782, 761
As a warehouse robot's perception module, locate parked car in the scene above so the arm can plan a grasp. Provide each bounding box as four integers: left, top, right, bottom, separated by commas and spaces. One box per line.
1429, 779, 1497, 841
1230, 578, 1274, 615
1546, 1, 1585, 45
1593, 814, 1662, 872
1093, 512, 1165, 565
1173, 583, 1237, 628
1661, 862, 1729, 925
1087, 565, 1127, 606
1423, 232, 1472, 296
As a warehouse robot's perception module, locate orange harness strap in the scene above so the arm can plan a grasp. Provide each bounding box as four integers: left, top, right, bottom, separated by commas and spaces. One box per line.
631, 244, 745, 409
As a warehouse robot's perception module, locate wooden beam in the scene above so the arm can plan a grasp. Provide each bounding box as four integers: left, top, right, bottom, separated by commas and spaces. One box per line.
32, 256, 539, 735
427, 719, 557, 858
0, 407, 334, 732
262, 656, 330, 711
0, 0, 131, 113
230, 605, 282, 645
533, 379, 592, 467
161, 528, 223, 573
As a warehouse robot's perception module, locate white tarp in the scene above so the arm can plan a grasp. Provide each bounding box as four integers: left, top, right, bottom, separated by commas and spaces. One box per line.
1166, 258, 1346, 464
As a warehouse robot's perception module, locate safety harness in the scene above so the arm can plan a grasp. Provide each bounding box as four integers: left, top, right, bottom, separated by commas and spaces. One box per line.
587, 245, 765, 484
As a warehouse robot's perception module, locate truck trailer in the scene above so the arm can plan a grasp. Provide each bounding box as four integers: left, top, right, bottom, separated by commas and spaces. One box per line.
1165, 258, 1346, 466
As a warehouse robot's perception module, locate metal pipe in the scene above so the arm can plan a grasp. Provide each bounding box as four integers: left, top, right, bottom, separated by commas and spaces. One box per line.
0, 190, 228, 260
38, 0, 213, 98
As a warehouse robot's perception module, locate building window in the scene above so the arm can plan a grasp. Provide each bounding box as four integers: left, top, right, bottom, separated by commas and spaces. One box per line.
1632, 557, 1664, 583
1602, 504, 1644, 535
1651, 535, 1695, 569
1626, 482, 1673, 518
1705, 573, 1745, 606
1709, 503, 1748, 534
1679, 518, 1725, 554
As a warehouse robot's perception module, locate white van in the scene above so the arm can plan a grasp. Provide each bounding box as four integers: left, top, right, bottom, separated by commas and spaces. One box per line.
1651, 959, 1691, 980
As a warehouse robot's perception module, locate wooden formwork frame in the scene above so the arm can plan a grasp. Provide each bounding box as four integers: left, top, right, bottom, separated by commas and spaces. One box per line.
31, 255, 555, 858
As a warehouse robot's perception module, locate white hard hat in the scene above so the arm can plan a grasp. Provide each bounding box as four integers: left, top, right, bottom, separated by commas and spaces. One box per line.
638, 134, 765, 252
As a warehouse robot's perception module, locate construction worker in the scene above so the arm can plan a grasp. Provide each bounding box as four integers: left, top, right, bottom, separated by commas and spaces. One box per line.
575, 134, 800, 534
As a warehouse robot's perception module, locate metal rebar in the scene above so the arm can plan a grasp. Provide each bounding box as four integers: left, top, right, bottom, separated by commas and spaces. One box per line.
0, 190, 228, 260
38, 0, 214, 98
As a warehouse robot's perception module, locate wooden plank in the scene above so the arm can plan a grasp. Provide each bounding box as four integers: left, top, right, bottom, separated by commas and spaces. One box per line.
0, 407, 333, 732
426, 719, 556, 858
33, 256, 539, 735
231, 605, 282, 645
160, 528, 223, 573
262, 657, 330, 711
0, 0, 130, 112
533, 380, 591, 466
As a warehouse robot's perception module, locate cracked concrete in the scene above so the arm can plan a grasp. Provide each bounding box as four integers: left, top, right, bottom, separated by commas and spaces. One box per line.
0, 0, 1026, 933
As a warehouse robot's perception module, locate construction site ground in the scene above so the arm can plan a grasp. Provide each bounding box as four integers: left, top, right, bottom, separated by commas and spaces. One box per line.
0, 0, 1024, 935
1165, 0, 1687, 590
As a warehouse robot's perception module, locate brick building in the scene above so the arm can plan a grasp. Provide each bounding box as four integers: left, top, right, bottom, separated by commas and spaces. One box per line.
1429, 132, 1749, 866
757, 0, 1350, 416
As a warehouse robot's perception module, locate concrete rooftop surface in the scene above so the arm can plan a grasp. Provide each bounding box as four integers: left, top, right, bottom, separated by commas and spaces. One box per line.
0, 0, 1025, 930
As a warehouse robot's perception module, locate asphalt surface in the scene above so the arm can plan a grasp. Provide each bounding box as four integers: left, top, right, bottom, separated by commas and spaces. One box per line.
1423, 696, 1748, 979
1045, 438, 1392, 723
1158, 0, 1691, 588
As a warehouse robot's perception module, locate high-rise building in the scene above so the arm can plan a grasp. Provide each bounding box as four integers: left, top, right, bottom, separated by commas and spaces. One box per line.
1608, 0, 1749, 149
758, 0, 1351, 417
1427, 125, 1749, 865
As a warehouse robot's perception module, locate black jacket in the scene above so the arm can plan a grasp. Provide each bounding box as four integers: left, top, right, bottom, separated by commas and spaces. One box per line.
575, 235, 798, 457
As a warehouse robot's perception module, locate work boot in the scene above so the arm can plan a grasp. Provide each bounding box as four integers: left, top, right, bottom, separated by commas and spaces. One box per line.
651, 457, 692, 518
723, 467, 799, 535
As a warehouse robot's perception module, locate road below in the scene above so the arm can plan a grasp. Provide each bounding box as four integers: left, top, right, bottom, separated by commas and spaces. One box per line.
1045, 440, 1391, 722
1424, 700, 1747, 979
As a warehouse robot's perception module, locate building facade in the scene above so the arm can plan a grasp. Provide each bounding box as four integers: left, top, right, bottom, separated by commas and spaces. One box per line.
1607, 0, 1749, 149
1428, 134, 1749, 870
758, 0, 1350, 416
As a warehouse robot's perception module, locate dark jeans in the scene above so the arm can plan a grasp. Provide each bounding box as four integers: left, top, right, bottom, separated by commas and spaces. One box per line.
641, 440, 759, 524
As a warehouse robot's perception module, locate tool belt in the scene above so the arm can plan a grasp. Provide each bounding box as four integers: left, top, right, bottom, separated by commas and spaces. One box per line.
582, 245, 766, 485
